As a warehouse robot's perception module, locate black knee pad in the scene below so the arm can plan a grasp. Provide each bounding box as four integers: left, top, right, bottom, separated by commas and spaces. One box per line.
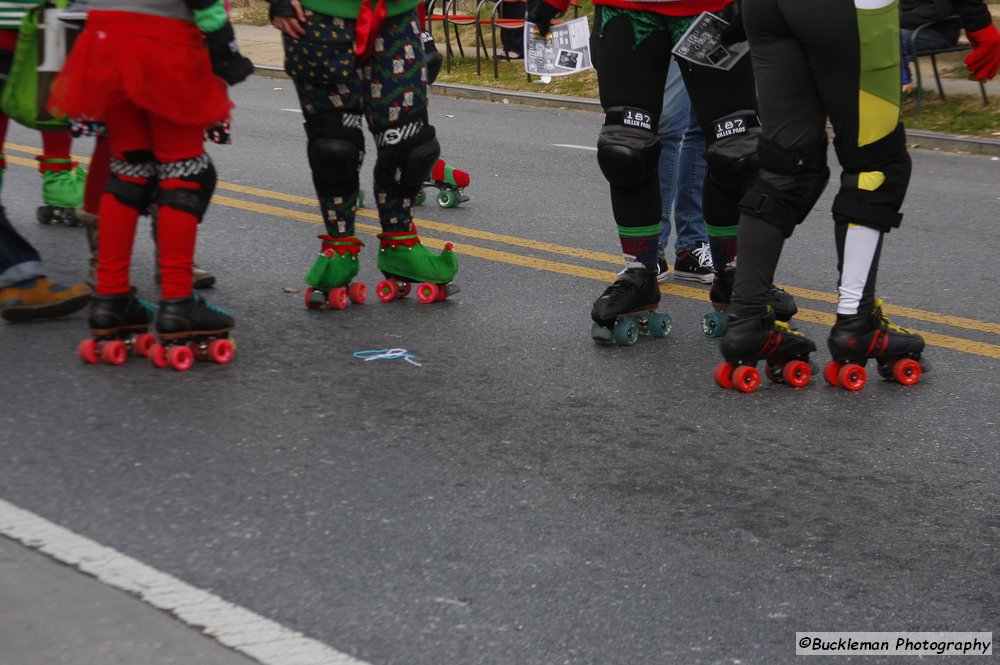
374, 121, 440, 198
596, 106, 660, 189
832, 123, 911, 233
305, 112, 366, 198
107, 150, 158, 211
156, 153, 217, 220
739, 136, 830, 237
703, 110, 761, 228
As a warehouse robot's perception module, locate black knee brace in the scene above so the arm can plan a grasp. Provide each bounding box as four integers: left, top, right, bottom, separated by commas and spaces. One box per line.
305, 112, 365, 199
739, 136, 830, 238
703, 110, 761, 228
156, 153, 217, 220
832, 123, 911, 233
107, 150, 158, 211
596, 106, 661, 189
373, 119, 440, 198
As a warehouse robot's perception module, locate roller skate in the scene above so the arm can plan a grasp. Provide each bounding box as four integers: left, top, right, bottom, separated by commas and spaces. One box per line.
415, 160, 470, 209
590, 265, 671, 346
702, 268, 798, 338
149, 294, 235, 371
303, 235, 366, 310
36, 157, 87, 226
375, 228, 459, 303
77, 290, 157, 365
715, 308, 816, 393
824, 299, 927, 391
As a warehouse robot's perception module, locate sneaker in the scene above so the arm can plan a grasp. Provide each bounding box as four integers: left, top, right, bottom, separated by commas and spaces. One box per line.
0, 277, 91, 322
673, 242, 714, 284
656, 255, 670, 283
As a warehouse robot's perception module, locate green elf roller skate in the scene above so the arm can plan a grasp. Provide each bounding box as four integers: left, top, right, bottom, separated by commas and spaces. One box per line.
303, 235, 367, 310
37, 157, 87, 226
375, 227, 459, 304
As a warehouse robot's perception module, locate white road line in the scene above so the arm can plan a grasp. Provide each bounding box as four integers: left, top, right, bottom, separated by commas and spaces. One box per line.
280, 108, 304, 113
0, 499, 371, 665
553, 144, 597, 151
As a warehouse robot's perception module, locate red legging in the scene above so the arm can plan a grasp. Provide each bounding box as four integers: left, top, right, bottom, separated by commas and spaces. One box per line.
99, 100, 206, 299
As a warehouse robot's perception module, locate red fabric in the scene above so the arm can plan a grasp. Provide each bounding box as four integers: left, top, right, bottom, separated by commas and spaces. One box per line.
543, 0, 730, 16
0, 114, 8, 146
47, 11, 232, 127
84, 136, 110, 215
0, 28, 17, 51
40, 131, 72, 157
966, 23, 1000, 82
354, 0, 388, 62
97, 100, 206, 298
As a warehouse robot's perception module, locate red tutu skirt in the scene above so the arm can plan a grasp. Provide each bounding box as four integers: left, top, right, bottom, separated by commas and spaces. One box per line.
47, 11, 233, 126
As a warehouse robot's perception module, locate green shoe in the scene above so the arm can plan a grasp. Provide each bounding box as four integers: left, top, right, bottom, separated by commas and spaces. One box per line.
0, 277, 92, 322
304, 236, 366, 310
376, 229, 458, 284
38, 158, 87, 225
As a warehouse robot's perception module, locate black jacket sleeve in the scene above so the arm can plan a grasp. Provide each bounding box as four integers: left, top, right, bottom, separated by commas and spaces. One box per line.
900, 0, 957, 29
945, 0, 993, 32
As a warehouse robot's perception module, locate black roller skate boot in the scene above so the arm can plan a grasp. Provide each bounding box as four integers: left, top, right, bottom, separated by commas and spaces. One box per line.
78, 290, 157, 365
825, 299, 926, 391
590, 266, 671, 346
149, 294, 235, 371
715, 308, 817, 393
702, 268, 798, 337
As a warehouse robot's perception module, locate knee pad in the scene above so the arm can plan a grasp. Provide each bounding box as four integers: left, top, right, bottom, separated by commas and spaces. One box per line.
373, 121, 440, 198
107, 150, 158, 211
156, 153, 217, 220
305, 112, 366, 198
739, 136, 830, 237
596, 106, 660, 189
703, 110, 761, 228
832, 123, 911, 233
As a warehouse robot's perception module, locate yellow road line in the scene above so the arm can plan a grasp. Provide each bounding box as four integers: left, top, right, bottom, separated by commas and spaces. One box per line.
8, 144, 1000, 341
214, 195, 1000, 360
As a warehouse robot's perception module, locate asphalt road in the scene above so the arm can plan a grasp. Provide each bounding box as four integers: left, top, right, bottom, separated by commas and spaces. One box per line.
1, 75, 999, 665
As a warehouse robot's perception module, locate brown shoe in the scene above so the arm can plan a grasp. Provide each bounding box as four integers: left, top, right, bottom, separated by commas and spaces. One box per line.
0, 277, 91, 322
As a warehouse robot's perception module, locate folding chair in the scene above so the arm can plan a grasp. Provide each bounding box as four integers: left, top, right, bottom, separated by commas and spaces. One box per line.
910, 16, 988, 119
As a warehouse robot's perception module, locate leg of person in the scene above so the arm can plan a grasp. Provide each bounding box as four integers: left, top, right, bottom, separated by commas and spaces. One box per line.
78, 134, 109, 287
588, 7, 671, 340
656, 58, 688, 280
899, 28, 913, 92
82, 101, 157, 349
367, 12, 458, 302
147, 114, 234, 366
712, 0, 827, 388
816, 0, 924, 389
669, 63, 712, 284
36, 129, 87, 226
284, 14, 368, 308
500, 0, 525, 59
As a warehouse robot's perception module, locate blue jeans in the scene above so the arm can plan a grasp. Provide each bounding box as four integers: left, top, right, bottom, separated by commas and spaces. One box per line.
657, 58, 708, 257
900, 27, 956, 85
0, 207, 44, 288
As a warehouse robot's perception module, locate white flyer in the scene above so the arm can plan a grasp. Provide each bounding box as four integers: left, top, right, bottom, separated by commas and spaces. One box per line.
524, 17, 593, 77
671, 12, 749, 71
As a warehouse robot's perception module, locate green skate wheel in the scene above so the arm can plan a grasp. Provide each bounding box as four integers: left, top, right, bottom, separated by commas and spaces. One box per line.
702, 311, 727, 337
436, 189, 459, 208
648, 312, 672, 338
415, 189, 426, 206
612, 318, 639, 346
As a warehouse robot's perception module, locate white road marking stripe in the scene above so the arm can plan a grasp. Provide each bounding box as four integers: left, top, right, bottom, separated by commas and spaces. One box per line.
553, 144, 597, 151
280, 108, 304, 113
0, 499, 371, 665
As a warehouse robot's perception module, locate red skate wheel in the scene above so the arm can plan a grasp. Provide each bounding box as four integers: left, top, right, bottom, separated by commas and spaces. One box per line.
376, 279, 398, 302
304, 287, 323, 310
892, 358, 922, 386
732, 365, 761, 393
328, 288, 348, 310
348, 282, 367, 304
149, 343, 169, 369
134, 333, 156, 357
78, 339, 100, 364
101, 340, 128, 365
207, 339, 235, 365
783, 360, 811, 388
838, 364, 866, 391
713, 362, 735, 389
823, 361, 842, 387
416, 282, 441, 304
167, 345, 195, 371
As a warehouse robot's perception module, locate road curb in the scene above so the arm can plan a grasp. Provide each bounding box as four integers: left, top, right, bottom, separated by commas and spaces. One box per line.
252, 65, 1000, 157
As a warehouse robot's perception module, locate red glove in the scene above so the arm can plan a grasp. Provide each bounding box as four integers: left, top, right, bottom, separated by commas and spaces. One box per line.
965, 23, 1000, 82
